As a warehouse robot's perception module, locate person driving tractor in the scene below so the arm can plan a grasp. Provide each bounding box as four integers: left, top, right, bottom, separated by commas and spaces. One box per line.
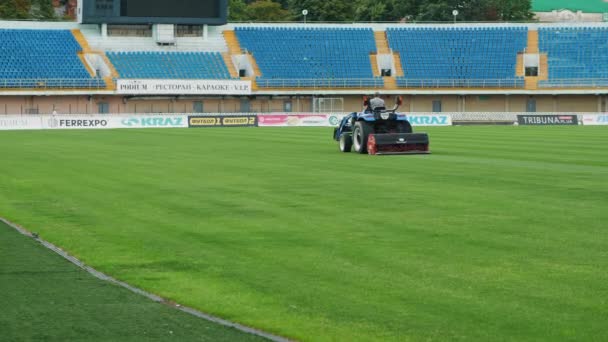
369, 92, 385, 110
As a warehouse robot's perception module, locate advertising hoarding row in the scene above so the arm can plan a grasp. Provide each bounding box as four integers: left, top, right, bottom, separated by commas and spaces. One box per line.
3, 113, 608, 130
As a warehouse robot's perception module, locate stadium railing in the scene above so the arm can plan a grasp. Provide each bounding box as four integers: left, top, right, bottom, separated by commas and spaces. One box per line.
0, 78, 107, 89
395, 78, 525, 88
255, 78, 385, 88
538, 78, 608, 88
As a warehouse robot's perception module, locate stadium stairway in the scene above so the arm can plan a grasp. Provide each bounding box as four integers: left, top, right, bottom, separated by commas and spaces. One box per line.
373, 31, 401, 90
222, 52, 239, 78
71, 29, 117, 90
516, 53, 524, 77
247, 54, 262, 77
383, 75, 397, 89
71, 30, 96, 78
71, 29, 92, 51
539, 54, 548, 81
223, 30, 241, 55
370, 54, 380, 76
392, 53, 404, 77
374, 31, 390, 54
527, 30, 539, 53
388, 52, 404, 89
223, 30, 260, 88
521, 29, 549, 90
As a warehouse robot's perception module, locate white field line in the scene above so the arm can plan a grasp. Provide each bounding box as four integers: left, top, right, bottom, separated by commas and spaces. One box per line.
0, 216, 294, 342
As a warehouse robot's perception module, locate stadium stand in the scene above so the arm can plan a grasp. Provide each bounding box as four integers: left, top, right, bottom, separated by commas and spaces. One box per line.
234, 27, 383, 88
539, 27, 608, 88
0, 29, 105, 89
106, 51, 233, 79
386, 27, 528, 88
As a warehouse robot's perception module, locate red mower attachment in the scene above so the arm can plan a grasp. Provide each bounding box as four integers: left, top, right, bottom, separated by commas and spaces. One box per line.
367, 133, 430, 155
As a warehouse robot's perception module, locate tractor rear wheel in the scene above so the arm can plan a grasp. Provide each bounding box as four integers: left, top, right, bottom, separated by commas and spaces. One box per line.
353, 121, 374, 154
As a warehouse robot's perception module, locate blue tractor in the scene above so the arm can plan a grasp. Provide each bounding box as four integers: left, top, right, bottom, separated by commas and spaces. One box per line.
333, 96, 430, 155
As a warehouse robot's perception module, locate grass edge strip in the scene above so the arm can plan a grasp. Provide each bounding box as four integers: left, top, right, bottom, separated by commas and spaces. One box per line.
0, 216, 294, 342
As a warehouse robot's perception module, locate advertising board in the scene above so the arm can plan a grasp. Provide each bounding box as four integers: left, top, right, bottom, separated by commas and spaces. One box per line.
188, 115, 258, 127
116, 79, 251, 95
0, 116, 43, 130
517, 115, 578, 125
116, 116, 187, 128
405, 115, 452, 126
257, 114, 330, 127
582, 114, 608, 126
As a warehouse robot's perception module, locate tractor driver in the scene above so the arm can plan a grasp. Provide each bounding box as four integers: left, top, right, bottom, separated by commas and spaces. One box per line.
369, 92, 385, 111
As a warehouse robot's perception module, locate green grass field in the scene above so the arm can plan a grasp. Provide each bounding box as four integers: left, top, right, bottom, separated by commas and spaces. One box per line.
0, 126, 607, 341
0, 220, 264, 341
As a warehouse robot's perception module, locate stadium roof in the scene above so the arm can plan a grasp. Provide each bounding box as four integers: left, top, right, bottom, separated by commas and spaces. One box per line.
532, 0, 608, 13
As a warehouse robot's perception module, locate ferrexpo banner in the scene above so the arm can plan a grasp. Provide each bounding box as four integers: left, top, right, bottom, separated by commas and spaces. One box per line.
582, 114, 608, 126
117, 79, 252, 95
45, 116, 110, 129
405, 114, 452, 126
517, 115, 578, 125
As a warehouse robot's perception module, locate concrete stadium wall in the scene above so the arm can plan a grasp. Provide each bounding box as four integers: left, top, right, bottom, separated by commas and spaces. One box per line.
0, 95, 605, 115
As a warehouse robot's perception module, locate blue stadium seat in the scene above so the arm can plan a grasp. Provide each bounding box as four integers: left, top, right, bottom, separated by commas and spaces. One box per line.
538, 27, 608, 88
106, 51, 233, 79
235, 27, 382, 88
0, 29, 102, 89
386, 27, 527, 88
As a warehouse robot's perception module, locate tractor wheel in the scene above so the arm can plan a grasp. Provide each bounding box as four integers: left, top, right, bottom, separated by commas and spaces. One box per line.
339, 134, 352, 152
397, 121, 413, 133
353, 121, 374, 154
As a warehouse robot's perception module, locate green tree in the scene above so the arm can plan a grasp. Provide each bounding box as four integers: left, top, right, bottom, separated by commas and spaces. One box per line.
354, 0, 386, 22
414, 0, 533, 22
384, 0, 423, 21
0, 0, 31, 19
15, 0, 31, 18
415, 1, 452, 21
288, 0, 355, 22
31, 0, 55, 20
247, 0, 291, 21
228, 0, 249, 21
490, 0, 534, 21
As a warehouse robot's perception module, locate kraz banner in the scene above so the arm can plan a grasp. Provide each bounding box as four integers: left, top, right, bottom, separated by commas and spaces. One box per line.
405, 115, 452, 126
117, 116, 187, 128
